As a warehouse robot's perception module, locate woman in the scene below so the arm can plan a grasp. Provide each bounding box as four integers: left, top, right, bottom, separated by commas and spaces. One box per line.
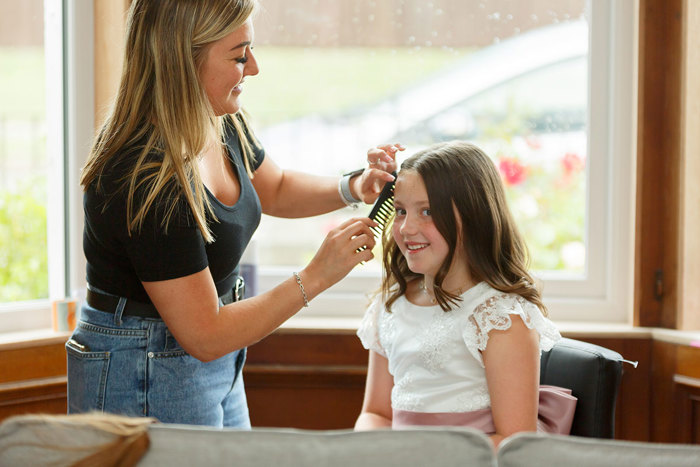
67, 0, 399, 428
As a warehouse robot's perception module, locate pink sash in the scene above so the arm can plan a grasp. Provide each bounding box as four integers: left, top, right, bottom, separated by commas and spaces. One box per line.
392, 385, 577, 435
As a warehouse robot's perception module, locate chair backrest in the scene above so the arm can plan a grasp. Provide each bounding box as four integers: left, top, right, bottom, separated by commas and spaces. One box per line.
498, 432, 700, 467
539, 337, 624, 438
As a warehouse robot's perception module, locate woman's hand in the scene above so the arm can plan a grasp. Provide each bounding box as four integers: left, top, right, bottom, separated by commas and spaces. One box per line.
301, 216, 378, 294
351, 143, 404, 204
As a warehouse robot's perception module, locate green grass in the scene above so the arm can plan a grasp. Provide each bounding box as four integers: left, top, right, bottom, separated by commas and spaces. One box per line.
0, 47, 45, 119
0, 45, 473, 125
242, 46, 473, 126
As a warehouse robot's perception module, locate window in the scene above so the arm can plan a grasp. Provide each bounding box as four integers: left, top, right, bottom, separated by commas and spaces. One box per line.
0, 1, 93, 333
0, 1, 637, 333
0, 1, 58, 331
249, 0, 636, 322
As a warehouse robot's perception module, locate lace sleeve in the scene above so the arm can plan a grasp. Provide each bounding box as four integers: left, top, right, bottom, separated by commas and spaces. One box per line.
462, 293, 561, 367
356, 295, 387, 357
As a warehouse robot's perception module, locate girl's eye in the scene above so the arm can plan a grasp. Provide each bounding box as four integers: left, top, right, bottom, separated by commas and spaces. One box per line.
395, 207, 406, 216
235, 56, 249, 64
422, 208, 431, 216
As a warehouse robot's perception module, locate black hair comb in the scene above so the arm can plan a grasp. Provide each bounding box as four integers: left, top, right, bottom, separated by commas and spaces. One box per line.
357, 172, 396, 259
368, 172, 397, 239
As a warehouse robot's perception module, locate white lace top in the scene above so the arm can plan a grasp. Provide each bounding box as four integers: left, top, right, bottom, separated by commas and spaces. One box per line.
357, 281, 561, 413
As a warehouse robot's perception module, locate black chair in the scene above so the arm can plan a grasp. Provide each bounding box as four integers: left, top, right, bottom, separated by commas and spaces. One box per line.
540, 338, 629, 438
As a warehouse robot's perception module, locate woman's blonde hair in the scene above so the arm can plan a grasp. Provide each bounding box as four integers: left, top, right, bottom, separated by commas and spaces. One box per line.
382, 141, 547, 315
80, 0, 258, 242
0, 412, 155, 467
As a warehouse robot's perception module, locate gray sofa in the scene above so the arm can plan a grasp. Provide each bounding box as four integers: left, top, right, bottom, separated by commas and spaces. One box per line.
498, 432, 700, 467
1, 414, 699, 466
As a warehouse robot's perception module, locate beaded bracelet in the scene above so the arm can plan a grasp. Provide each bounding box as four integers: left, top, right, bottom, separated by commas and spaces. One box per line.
293, 272, 309, 307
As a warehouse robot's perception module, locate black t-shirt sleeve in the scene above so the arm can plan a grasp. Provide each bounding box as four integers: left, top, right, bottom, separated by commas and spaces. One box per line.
250, 130, 265, 171
123, 192, 209, 282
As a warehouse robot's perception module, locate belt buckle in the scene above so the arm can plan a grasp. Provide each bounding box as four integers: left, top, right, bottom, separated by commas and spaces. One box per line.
234, 276, 246, 302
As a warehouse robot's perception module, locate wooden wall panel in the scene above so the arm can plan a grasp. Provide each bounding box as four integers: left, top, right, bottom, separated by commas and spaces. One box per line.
0, 343, 67, 384
673, 375, 700, 444
0, 339, 68, 423
578, 337, 652, 441
650, 340, 678, 443
245, 367, 366, 429
247, 331, 368, 367
0, 377, 67, 421
677, 345, 700, 378
245, 333, 367, 429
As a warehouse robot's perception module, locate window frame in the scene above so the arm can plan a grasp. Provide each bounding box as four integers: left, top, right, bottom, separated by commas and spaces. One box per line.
0, 0, 93, 334
0, 1, 637, 333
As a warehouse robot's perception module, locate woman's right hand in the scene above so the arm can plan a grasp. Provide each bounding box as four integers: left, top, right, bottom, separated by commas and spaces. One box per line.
301, 217, 378, 296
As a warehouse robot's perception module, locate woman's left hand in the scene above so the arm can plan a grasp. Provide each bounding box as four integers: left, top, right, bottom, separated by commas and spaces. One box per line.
351, 143, 404, 204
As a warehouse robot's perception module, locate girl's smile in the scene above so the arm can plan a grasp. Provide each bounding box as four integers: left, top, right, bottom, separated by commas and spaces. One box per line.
405, 242, 430, 252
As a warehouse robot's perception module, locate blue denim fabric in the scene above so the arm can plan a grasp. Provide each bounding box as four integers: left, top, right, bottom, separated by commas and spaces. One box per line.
66, 299, 250, 428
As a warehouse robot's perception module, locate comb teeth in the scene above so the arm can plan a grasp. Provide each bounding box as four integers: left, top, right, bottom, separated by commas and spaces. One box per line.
367, 173, 396, 239
369, 196, 394, 238
357, 173, 397, 259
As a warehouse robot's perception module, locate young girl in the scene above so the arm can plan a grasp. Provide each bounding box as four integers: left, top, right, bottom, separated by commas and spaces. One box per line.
354, 141, 576, 447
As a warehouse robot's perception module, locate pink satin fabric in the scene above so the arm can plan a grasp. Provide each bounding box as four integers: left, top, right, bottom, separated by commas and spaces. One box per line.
392, 385, 577, 435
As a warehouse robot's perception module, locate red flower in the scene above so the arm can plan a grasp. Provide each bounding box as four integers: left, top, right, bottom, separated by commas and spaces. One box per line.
498, 157, 527, 186
561, 152, 585, 176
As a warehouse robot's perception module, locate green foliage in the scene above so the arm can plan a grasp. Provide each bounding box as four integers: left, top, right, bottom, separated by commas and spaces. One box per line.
0, 179, 48, 301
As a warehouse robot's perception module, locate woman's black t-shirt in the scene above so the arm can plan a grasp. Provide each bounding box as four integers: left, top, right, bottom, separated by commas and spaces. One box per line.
83, 117, 264, 303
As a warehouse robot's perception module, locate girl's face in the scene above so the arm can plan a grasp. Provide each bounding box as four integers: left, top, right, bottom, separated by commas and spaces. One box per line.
199, 20, 259, 116
392, 170, 450, 278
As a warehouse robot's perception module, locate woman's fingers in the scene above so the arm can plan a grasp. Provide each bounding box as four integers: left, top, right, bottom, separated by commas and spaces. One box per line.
355, 168, 396, 202
335, 216, 377, 232
328, 218, 377, 260
306, 217, 378, 289
367, 143, 405, 166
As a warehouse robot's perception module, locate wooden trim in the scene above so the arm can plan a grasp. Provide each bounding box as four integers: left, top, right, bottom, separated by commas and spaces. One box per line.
0, 343, 67, 384
93, 0, 129, 128
678, 0, 700, 330
673, 374, 700, 388
0, 377, 67, 422
635, 0, 684, 327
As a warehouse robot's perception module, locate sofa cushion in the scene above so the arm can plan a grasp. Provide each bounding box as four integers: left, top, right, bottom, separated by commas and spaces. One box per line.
141, 424, 496, 467
498, 432, 700, 467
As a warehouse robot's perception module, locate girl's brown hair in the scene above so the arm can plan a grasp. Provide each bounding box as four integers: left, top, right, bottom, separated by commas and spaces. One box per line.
80, 0, 258, 243
382, 141, 547, 315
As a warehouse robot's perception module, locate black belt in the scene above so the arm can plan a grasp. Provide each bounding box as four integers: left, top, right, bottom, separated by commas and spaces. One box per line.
86, 276, 245, 319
